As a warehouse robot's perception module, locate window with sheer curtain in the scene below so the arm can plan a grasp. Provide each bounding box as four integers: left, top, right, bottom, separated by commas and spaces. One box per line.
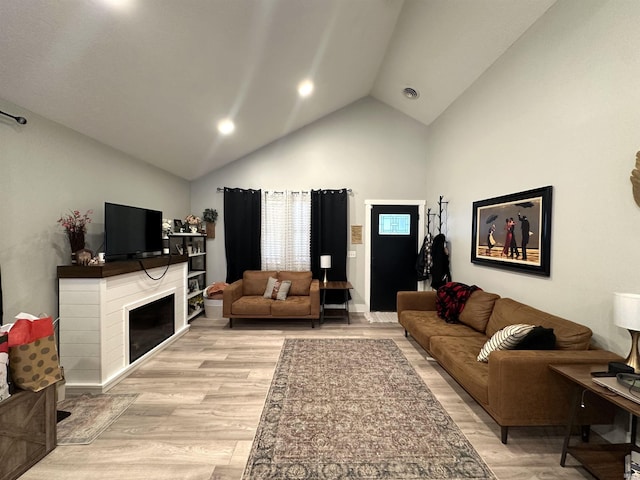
261, 191, 311, 271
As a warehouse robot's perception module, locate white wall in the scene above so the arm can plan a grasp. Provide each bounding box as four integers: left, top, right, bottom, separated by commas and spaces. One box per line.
6, 0, 635, 362
0, 99, 191, 325
194, 0, 640, 360
190, 97, 431, 307
425, 0, 640, 356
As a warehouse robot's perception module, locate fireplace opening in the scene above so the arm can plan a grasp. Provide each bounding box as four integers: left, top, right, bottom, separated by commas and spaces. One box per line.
129, 294, 175, 363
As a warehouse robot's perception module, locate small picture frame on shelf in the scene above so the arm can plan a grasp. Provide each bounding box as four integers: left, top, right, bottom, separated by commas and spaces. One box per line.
173, 219, 184, 233
188, 279, 199, 293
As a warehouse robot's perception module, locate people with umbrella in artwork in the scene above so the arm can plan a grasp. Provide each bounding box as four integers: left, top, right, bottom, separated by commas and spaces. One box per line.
484, 214, 498, 256
501, 218, 512, 257
508, 217, 519, 259
514, 201, 535, 261
518, 212, 531, 260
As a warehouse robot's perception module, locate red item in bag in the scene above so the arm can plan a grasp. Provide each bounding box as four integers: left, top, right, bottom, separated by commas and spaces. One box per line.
7, 317, 55, 347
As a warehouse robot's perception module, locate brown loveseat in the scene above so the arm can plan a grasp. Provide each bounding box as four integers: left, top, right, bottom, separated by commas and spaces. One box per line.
223, 270, 320, 328
397, 288, 623, 443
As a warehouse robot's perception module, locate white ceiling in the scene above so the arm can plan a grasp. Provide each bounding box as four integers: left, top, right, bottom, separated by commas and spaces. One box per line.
0, 0, 556, 181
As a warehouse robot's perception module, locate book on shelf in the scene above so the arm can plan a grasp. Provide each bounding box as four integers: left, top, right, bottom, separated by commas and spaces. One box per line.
626, 451, 640, 479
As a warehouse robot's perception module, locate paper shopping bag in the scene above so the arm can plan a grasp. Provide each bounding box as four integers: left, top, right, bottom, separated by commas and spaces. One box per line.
0, 334, 9, 400
8, 316, 63, 392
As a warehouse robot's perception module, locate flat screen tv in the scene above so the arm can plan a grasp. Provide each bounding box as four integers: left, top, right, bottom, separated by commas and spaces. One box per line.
104, 202, 163, 261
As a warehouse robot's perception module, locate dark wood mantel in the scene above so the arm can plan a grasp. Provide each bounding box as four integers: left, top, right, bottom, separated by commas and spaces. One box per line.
57, 255, 188, 279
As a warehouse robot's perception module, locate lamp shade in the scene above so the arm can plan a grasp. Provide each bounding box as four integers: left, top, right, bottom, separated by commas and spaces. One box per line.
320, 255, 332, 269
613, 292, 640, 331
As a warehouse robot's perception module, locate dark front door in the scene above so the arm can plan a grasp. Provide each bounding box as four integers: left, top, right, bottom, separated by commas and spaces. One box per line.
370, 205, 419, 311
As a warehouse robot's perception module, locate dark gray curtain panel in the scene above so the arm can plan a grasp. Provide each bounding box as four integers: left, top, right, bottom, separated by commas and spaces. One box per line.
223, 188, 262, 283
311, 189, 349, 303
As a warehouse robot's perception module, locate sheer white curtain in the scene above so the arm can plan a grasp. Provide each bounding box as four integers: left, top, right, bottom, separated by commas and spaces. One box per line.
261, 191, 311, 271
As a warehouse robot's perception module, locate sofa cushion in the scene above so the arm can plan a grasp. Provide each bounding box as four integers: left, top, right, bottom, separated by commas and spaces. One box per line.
486, 298, 592, 350
477, 324, 534, 362
398, 310, 482, 353
231, 296, 272, 316
459, 290, 500, 333
243, 271, 278, 296
430, 335, 490, 405
263, 278, 291, 300
271, 296, 311, 316
278, 271, 312, 296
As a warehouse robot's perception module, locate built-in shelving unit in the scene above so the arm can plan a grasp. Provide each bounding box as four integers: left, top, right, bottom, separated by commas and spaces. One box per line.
168, 233, 206, 320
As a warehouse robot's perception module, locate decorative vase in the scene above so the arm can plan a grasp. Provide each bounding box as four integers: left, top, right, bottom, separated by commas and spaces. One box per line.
67, 230, 85, 264
206, 222, 215, 239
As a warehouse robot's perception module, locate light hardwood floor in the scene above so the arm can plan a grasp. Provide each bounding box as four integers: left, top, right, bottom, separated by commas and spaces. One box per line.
21, 314, 594, 480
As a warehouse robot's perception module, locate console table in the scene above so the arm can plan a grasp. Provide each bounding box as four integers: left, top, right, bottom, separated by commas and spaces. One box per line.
551, 364, 640, 480
320, 281, 353, 324
57, 256, 190, 394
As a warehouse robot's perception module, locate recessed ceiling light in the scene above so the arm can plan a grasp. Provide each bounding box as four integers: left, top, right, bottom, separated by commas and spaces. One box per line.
402, 87, 420, 99
102, 0, 133, 11
217, 119, 235, 135
298, 80, 314, 98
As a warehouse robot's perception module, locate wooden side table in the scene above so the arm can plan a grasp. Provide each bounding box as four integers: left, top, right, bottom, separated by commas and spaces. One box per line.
551, 364, 640, 480
320, 281, 353, 324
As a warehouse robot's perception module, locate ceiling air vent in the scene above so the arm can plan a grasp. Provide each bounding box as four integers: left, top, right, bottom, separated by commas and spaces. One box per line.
402, 87, 420, 99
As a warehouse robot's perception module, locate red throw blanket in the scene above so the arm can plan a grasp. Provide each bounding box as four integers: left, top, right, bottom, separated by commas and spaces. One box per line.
436, 282, 481, 323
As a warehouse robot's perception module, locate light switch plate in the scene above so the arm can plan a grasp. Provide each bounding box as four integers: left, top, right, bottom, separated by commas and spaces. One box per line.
348, 251, 356, 258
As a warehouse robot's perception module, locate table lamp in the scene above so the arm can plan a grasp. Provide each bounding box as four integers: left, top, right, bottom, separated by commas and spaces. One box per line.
613, 292, 640, 372
320, 255, 331, 285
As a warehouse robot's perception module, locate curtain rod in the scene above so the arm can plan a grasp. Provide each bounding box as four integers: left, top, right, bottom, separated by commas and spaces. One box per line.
216, 187, 352, 193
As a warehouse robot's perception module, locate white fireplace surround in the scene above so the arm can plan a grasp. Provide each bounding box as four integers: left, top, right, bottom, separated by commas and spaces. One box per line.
58, 262, 189, 394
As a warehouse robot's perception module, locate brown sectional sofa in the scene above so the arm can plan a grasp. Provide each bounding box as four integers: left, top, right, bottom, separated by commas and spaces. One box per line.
397, 288, 623, 443
223, 270, 320, 328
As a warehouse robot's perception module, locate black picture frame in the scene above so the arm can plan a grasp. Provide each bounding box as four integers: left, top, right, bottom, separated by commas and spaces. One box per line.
471, 186, 552, 276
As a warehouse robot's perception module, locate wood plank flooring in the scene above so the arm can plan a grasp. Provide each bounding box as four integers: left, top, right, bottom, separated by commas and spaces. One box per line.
20, 314, 594, 480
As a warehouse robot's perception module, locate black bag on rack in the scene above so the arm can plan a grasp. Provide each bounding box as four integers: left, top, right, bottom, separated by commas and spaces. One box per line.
415, 234, 431, 281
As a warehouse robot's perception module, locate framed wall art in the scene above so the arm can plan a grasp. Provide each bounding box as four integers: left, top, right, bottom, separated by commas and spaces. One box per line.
471, 186, 552, 276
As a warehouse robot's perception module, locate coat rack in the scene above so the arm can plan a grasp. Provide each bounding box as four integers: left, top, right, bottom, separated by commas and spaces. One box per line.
425, 195, 448, 237
418, 195, 449, 284
437, 195, 448, 235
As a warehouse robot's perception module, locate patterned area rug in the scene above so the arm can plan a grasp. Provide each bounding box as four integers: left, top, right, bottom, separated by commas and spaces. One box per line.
243, 339, 495, 479
364, 311, 398, 323
57, 393, 138, 445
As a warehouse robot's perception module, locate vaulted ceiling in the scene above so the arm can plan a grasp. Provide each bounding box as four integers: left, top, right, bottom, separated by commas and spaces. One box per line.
0, 0, 556, 180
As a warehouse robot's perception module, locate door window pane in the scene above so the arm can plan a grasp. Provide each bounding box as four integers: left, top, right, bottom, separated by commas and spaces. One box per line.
378, 214, 410, 235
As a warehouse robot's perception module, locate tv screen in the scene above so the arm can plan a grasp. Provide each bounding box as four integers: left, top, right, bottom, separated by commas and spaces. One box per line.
105, 202, 163, 261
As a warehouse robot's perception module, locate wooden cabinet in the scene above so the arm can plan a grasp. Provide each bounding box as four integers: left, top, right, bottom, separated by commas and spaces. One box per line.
0, 384, 57, 480
168, 233, 206, 320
